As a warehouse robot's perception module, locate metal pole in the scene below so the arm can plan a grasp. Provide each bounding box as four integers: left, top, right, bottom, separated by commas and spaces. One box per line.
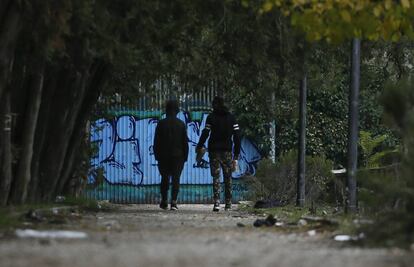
270, 92, 276, 163
346, 38, 360, 213
296, 75, 307, 207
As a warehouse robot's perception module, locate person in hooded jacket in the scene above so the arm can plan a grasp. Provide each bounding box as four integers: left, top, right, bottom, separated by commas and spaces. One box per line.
196, 96, 240, 211
153, 100, 189, 210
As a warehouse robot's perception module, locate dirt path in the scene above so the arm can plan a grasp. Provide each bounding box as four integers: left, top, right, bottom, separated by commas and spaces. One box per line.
0, 204, 412, 267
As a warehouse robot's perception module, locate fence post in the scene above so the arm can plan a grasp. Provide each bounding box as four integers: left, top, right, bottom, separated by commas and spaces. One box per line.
296, 75, 307, 207
346, 38, 360, 213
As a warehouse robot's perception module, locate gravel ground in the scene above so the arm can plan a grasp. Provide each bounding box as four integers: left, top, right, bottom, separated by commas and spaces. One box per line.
0, 204, 413, 267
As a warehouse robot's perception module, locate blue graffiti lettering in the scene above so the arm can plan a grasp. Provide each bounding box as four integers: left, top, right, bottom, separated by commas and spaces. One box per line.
89, 111, 261, 186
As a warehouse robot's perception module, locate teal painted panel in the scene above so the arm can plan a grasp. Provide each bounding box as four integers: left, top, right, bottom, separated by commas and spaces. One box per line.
84, 179, 251, 204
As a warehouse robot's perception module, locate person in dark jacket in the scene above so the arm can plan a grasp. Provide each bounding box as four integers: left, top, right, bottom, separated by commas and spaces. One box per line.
153, 100, 189, 210
196, 96, 240, 211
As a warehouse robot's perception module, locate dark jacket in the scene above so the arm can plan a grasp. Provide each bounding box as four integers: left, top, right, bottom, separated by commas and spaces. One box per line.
153, 116, 189, 162
196, 108, 241, 158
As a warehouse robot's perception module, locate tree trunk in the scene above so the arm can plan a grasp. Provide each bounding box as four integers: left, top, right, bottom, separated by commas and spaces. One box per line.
0, 92, 12, 205
52, 72, 89, 196
10, 63, 45, 204
57, 63, 108, 195
28, 68, 61, 202
0, 1, 20, 100
39, 65, 93, 201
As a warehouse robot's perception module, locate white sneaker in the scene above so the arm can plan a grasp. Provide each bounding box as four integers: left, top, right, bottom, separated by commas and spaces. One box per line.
213, 202, 220, 212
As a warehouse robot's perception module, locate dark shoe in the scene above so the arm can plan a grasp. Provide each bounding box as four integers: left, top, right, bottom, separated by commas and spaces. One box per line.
253, 215, 277, 227
170, 203, 178, 211
213, 202, 220, 212
225, 203, 232, 211
159, 202, 168, 210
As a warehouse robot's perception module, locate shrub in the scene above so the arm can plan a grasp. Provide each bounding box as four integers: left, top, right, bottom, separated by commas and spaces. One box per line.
359, 130, 399, 168
250, 150, 335, 205
356, 78, 414, 247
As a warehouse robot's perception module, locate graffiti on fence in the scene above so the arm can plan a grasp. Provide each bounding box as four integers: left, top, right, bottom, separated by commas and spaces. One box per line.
89, 111, 261, 186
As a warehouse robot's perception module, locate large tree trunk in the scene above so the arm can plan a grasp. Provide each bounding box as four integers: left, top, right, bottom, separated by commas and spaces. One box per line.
28, 68, 61, 202
57, 63, 108, 195
0, 92, 12, 205
10, 63, 45, 204
0, 1, 20, 100
38, 64, 93, 201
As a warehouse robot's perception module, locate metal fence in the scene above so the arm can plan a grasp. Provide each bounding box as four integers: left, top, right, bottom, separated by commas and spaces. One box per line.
84, 87, 262, 204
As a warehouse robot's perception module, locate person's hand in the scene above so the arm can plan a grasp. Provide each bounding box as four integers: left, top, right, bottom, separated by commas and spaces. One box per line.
231, 160, 239, 172
196, 147, 206, 162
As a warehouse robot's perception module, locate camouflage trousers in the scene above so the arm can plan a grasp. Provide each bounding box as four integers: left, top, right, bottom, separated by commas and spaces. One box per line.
209, 151, 233, 204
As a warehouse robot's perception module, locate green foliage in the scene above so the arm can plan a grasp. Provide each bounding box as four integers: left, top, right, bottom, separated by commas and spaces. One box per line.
356, 78, 414, 247
78, 1, 404, 167
250, 151, 334, 204
359, 131, 398, 168
274, 72, 350, 162
61, 196, 105, 212
358, 167, 414, 247
0, 209, 20, 229
242, 204, 325, 224
363, 211, 414, 247
3, 0, 410, 206
260, 0, 414, 43
358, 167, 404, 211
230, 86, 274, 154
273, 41, 404, 165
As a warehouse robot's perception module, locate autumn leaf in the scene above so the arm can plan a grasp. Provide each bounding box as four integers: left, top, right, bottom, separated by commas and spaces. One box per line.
401, 0, 410, 9
340, 10, 352, 23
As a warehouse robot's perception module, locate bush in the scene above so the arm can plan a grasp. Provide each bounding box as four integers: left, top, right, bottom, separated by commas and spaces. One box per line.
355, 78, 414, 247
359, 130, 400, 168
250, 150, 335, 205
358, 166, 402, 213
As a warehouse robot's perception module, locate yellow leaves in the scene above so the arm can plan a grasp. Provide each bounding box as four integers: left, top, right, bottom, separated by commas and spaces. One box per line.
259, 0, 284, 13
353, 0, 368, 11
401, 0, 411, 9
339, 0, 354, 9
353, 28, 362, 38
259, 0, 414, 43
292, 0, 307, 5
313, 3, 325, 14
392, 19, 401, 29
340, 10, 351, 23
241, 0, 249, 8
262, 2, 274, 12
307, 31, 322, 42
367, 32, 380, 41
373, 5, 383, 17
381, 17, 402, 41
391, 32, 401, 42
384, 0, 392, 10
274, 0, 282, 7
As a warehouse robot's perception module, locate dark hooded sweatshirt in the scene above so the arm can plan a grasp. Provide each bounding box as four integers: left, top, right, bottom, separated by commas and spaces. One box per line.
196, 107, 241, 159
153, 114, 189, 162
